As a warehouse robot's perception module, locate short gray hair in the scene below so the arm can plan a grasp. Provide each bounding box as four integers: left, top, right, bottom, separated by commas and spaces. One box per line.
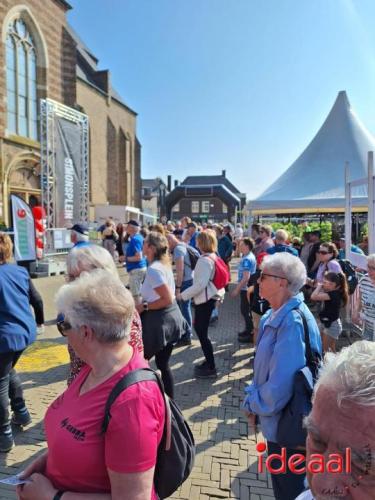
261, 252, 306, 295
275, 229, 288, 243
313, 340, 375, 407
55, 269, 134, 343
67, 244, 117, 279
72, 230, 89, 243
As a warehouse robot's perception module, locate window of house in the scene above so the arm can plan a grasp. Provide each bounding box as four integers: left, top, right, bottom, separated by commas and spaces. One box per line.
172, 202, 180, 212
222, 203, 228, 213
191, 201, 199, 213
6, 18, 38, 140
202, 201, 210, 213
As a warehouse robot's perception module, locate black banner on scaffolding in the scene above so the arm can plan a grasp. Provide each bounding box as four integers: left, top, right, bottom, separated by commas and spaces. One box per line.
54, 116, 84, 228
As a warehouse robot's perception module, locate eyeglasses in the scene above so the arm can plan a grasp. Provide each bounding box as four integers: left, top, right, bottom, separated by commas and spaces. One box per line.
57, 319, 72, 337
260, 272, 290, 284
318, 250, 329, 255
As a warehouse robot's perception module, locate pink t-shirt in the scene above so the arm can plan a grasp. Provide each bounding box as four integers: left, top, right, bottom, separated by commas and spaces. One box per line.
45, 350, 164, 499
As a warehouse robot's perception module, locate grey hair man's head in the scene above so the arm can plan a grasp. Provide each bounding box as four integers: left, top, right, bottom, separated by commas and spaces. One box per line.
304, 341, 375, 498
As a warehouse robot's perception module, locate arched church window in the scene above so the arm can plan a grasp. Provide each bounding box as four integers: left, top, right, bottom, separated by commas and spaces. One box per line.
6, 18, 38, 140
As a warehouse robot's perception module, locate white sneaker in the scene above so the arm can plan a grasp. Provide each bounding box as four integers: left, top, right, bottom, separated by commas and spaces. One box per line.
37, 325, 45, 335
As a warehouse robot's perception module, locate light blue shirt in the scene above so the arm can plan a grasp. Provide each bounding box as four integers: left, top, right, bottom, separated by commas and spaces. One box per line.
238, 252, 256, 290
243, 293, 322, 442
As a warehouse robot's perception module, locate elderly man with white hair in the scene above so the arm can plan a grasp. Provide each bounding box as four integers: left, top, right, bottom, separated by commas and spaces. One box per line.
266, 228, 299, 257
69, 223, 90, 249
296, 340, 375, 500
243, 253, 322, 500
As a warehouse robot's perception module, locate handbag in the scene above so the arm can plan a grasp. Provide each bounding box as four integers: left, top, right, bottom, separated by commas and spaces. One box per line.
276, 309, 321, 449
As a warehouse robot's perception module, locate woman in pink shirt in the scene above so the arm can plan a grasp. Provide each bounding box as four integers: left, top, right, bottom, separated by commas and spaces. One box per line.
17, 269, 164, 500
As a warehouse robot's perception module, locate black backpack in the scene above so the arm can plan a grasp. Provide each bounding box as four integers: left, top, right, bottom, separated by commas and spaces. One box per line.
186, 245, 200, 270
102, 368, 195, 499
338, 259, 358, 295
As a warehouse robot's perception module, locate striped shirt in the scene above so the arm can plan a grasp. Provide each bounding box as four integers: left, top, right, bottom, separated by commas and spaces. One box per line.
359, 274, 375, 339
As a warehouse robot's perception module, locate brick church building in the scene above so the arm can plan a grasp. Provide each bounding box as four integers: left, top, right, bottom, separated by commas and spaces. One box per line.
0, 0, 141, 226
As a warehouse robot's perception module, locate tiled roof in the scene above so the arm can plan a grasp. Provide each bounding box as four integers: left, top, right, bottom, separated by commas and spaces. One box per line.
181, 175, 241, 195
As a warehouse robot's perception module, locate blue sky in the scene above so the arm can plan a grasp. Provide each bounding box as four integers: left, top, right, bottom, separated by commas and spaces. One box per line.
68, 0, 375, 199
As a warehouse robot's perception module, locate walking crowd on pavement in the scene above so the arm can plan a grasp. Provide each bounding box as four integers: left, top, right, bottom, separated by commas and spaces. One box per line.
0, 217, 374, 500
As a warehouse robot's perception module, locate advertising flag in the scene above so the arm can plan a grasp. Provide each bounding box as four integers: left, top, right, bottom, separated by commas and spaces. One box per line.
11, 195, 36, 261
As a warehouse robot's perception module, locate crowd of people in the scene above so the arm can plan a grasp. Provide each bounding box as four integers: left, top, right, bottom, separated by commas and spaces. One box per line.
0, 217, 374, 500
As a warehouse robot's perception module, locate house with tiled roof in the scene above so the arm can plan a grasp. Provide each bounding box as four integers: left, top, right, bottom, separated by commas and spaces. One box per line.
166, 170, 246, 222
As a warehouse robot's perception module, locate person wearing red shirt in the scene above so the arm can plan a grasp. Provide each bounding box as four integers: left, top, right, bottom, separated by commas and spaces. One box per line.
17, 269, 164, 500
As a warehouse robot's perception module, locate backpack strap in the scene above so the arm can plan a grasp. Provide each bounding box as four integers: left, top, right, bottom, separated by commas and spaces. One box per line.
293, 308, 315, 370
101, 368, 172, 450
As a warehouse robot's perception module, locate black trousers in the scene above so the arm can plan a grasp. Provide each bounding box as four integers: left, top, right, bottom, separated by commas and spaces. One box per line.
240, 290, 253, 333
267, 441, 306, 500
0, 351, 25, 430
194, 299, 216, 369
155, 343, 174, 399
29, 280, 45, 325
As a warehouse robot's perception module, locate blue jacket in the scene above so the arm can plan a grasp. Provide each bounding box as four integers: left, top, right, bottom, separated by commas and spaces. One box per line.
243, 293, 322, 442
0, 264, 36, 352
267, 243, 299, 257
218, 235, 233, 261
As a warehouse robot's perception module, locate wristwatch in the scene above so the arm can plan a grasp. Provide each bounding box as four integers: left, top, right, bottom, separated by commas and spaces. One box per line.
143, 301, 149, 311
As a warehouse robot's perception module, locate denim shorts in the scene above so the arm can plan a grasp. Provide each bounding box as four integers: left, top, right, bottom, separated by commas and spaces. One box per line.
323, 319, 342, 340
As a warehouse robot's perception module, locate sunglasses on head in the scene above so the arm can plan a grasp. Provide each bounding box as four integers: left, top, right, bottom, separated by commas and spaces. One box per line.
57, 318, 72, 337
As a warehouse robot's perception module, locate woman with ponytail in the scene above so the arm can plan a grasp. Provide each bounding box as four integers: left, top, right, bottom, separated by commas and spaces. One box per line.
311, 271, 348, 353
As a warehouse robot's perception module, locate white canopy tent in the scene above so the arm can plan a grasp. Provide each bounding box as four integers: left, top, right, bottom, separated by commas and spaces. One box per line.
249, 91, 375, 215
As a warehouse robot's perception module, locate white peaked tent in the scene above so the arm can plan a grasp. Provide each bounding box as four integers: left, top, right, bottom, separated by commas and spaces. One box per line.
250, 91, 375, 214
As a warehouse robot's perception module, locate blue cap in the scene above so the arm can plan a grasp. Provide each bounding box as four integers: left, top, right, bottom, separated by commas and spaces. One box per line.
70, 223, 89, 236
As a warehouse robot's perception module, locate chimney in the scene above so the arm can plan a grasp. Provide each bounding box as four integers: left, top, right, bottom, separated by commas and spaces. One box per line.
174, 180, 179, 188
222, 170, 226, 177
167, 175, 172, 191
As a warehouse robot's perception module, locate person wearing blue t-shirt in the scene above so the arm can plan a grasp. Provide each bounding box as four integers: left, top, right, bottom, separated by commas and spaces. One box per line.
266, 229, 299, 257
231, 238, 256, 343
125, 220, 147, 303
337, 237, 364, 260
185, 222, 199, 250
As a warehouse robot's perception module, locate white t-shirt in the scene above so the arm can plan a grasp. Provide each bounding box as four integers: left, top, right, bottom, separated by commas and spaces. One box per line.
295, 490, 314, 500
141, 261, 175, 303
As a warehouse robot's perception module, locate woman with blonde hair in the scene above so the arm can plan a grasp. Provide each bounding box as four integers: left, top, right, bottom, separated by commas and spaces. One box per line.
0, 233, 36, 452
177, 230, 225, 378
136, 232, 187, 398
65, 244, 143, 385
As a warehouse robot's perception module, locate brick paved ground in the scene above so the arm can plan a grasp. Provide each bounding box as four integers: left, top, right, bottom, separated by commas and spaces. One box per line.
0, 260, 356, 499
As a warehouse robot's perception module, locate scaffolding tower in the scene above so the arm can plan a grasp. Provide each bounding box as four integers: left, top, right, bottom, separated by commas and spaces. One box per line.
40, 98, 89, 253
